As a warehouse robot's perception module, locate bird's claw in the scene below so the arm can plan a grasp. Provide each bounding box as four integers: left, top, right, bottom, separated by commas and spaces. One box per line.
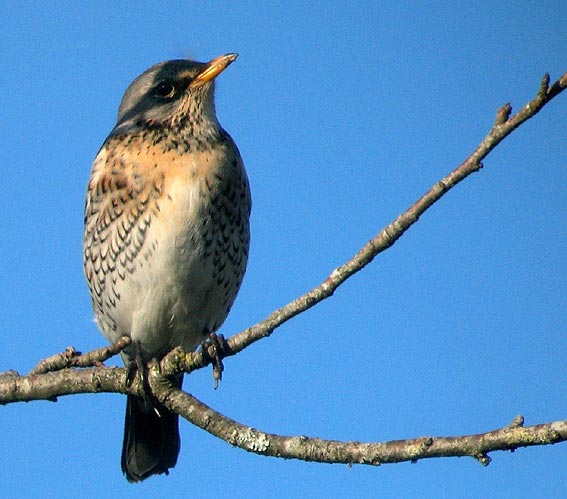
201, 332, 227, 389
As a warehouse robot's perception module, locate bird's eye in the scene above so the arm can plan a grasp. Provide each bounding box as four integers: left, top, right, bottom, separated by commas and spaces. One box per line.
155, 81, 176, 98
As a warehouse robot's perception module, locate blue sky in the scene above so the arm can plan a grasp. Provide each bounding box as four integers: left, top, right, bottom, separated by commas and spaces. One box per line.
1, 2, 566, 498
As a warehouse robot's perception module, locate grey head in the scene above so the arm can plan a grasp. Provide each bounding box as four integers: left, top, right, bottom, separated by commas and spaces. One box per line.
111, 54, 238, 136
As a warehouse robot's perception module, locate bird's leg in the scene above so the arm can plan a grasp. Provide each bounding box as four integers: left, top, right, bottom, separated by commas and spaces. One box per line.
125, 340, 143, 385
200, 332, 228, 389
125, 340, 153, 404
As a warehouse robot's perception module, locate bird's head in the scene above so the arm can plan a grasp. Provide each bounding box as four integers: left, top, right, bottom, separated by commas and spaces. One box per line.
112, 54, 238, 137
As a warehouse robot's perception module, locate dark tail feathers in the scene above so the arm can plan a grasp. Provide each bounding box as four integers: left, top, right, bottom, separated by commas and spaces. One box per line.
121, 394, 180, 482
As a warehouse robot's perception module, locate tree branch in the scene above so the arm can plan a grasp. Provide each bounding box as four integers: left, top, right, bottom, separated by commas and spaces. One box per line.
3, 358, 565, 466
151, 369, 567, 466
1, 70, 566, 466
28, 336, 132, 375
165, 70, 567, 376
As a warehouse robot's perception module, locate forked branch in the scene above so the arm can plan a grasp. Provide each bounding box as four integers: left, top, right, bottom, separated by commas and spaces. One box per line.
1, 71, 566, 466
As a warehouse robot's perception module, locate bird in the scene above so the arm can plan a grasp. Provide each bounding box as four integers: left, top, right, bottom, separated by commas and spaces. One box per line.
83, 53, 251, 482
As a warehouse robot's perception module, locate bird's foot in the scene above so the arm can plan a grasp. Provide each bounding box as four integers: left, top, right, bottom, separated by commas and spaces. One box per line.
200, 332, 228, 389
125, 340, 153, 404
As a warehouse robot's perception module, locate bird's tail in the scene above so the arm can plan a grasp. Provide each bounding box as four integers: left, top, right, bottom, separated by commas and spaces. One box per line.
121, 383, 181, 482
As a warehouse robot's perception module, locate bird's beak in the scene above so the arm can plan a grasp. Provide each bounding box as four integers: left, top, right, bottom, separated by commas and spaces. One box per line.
191, 53, 238, 87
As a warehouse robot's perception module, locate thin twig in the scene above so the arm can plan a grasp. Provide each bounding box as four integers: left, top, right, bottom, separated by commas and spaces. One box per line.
29, 346, 82, 375
28, 336, 131, 375
70, 336, 131, 368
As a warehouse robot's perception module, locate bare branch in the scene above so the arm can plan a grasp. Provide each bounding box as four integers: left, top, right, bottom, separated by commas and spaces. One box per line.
28, 336, 132, 375
1, 71, 566, 467
2, 360, 567, 464
70, 336, 132, 368
147, 367, 567, 465
29, 346, 82, 376
0, 366, 126, 404
165, 71, 567, 375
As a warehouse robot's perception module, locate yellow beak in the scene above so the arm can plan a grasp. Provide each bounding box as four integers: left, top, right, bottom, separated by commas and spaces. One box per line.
191, 53, 238, 87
